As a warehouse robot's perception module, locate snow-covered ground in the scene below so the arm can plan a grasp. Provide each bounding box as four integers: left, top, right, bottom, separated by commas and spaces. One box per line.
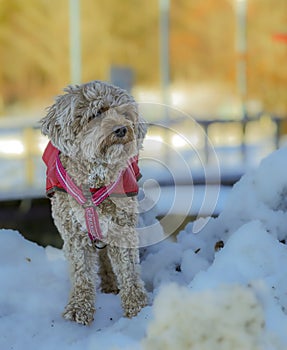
1, 147, 287, 349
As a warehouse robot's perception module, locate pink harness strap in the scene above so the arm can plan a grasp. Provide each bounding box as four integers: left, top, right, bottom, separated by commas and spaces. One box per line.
55, 156, 86, 205
55, 155, 122, 244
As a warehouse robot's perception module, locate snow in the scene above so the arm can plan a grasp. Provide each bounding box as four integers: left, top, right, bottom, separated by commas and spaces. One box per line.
141, 184, 228, 217
143, 283, 281, 350
2, 147, 287, 349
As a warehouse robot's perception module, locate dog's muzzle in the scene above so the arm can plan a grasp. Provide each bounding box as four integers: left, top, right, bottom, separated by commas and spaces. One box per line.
113, 126, 127, 138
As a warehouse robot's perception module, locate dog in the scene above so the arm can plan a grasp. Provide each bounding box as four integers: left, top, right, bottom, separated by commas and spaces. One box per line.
41, 80, 148, 325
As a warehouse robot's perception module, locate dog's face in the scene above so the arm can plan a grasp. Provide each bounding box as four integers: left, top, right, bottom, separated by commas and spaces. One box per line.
80, 104, 140, 163
41, 81, 147, 164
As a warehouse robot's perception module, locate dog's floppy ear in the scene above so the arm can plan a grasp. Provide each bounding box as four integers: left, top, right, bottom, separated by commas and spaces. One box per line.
41, 103, 61, 145
40, 87, 80, 154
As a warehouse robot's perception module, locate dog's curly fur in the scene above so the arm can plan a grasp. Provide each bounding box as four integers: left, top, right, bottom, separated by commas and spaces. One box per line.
41, 80, 148, 325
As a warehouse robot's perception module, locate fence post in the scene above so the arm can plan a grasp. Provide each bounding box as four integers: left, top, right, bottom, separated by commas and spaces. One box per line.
23, 127, 35, 187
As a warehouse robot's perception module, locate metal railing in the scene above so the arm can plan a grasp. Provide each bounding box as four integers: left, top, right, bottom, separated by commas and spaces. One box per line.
0, 113, 285, 200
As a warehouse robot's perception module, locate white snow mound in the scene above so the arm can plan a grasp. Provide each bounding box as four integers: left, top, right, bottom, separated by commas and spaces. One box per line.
1, 147, 287, 349
143, 283, 282, 350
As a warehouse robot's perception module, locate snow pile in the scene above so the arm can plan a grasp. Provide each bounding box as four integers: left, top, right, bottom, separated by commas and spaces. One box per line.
193, 146, 287, 261
0, 229, 151, 350
140, 238, 210, 291
1, 147, 287, 349
143, 284, 275, 350
143, 221, 287, 349
141, 146, 287, 287
140, 147, 287, 348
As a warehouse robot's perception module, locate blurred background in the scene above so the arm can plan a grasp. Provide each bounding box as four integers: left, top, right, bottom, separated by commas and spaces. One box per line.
0, 0, 286, 247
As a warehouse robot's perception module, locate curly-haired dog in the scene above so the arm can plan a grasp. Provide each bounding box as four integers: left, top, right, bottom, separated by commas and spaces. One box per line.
41, 80, 148, 325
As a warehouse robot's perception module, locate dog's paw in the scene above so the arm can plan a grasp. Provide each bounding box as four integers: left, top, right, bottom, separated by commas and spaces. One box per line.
63, 301, 95, 326
121, 285, 148, 318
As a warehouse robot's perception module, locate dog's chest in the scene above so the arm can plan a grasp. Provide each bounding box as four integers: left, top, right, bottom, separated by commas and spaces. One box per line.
88, 164, 119, 188
69, 195, 136, 238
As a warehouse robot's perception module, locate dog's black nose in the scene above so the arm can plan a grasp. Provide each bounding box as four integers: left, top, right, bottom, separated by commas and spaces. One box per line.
113, 126, 127, 138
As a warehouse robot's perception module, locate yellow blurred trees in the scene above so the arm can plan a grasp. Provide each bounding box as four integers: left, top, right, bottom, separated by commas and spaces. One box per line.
0, 0, 286, 113
170, 0, 235, 83
248, 0, 287, 112
0, 0, 70, 106
81, 0, 159, 84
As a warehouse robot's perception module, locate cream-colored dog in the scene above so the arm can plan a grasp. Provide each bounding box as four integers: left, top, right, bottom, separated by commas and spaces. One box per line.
41, 80, 148, 325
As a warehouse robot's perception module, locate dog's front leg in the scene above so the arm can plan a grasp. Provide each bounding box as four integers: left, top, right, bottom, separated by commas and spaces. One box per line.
107, 242, 147, 318
52, 195, 97, 325
62, 230, 97, 325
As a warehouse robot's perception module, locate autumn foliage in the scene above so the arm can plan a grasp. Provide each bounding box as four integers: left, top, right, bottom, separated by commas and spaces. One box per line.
0, 0, 286, 114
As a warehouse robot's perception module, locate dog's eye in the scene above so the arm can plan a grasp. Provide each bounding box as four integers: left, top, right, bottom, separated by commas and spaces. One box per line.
88, 107, 109, 121
88, 114, 98, 122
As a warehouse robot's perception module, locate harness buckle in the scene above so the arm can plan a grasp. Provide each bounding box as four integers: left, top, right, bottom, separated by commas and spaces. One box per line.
93, 240, 107, 250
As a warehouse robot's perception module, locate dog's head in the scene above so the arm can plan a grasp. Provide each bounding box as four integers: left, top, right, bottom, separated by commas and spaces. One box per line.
41, 81, 147, 164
